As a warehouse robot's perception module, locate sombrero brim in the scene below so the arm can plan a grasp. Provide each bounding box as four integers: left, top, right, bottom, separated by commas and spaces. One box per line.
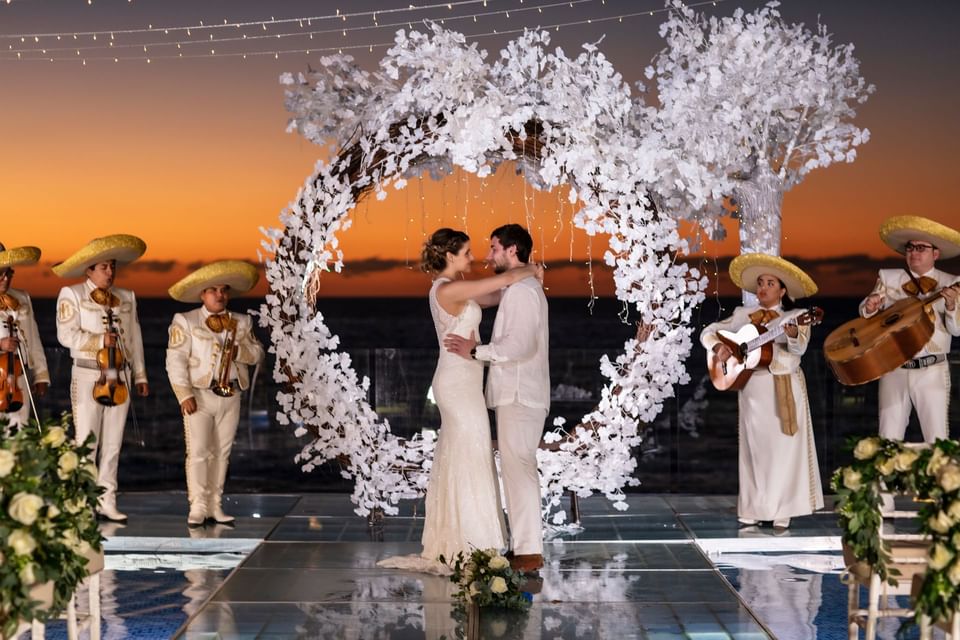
730, 253, 818, 299
51, 234, 146, 278
168, 260, 260, 302
880, 215, 960, 259
0, 246, 41, 269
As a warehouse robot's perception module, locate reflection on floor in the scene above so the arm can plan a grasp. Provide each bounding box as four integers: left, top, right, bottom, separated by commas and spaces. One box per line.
20, 493, 941, 639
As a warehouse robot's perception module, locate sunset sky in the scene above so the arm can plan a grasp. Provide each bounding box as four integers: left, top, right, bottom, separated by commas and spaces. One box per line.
2, 0, 958, 298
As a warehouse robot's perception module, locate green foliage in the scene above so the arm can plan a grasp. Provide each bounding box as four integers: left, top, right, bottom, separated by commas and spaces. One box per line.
442, 548, 532, 612
0, 413, 104, 638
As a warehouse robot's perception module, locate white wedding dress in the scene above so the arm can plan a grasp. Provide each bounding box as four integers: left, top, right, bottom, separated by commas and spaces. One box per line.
378, 278, 507, 575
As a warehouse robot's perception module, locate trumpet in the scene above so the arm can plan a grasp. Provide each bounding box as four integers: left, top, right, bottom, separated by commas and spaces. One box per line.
211, 318, 238, 398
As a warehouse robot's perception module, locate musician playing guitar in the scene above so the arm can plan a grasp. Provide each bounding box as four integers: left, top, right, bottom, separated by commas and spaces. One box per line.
54, 235, 149, 523
700, 253, 823, 532
860, 215, 960, 444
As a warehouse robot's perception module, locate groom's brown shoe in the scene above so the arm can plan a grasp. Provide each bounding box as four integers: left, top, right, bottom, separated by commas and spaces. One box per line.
509, 553, 544, 574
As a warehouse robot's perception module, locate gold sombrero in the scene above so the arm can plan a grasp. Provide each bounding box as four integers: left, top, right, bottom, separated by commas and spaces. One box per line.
729, 253, 818, 299
168, 260, 260, 303
51, 234, 146, 278
880, 215, 960, 259
0, 246, 41, 270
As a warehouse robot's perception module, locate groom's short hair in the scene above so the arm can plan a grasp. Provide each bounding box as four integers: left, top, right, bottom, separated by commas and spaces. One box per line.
491, 224, 533, 263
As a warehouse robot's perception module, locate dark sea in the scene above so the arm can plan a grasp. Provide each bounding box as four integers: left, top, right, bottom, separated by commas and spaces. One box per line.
24, 296, 960, 496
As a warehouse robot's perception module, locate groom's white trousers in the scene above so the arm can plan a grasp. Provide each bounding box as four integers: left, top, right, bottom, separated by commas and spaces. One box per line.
496, 402, 547, 556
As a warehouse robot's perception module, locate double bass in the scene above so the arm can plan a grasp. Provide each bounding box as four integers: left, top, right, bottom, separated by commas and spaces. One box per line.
0, 316, 24, 413
824, 283, 960, 386
93, 308, 129, 406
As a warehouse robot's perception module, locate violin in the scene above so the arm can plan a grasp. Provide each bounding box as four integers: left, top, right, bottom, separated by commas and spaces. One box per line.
0, 316, 24, 413
93, 308, 129, 406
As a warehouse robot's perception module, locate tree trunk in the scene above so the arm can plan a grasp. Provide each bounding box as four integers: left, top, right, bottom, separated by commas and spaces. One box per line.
733, 167, 785, 305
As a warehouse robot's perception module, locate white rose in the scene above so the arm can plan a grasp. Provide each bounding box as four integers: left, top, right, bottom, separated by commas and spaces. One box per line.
843, 467, 863, 491
948, 501, 960, 521
929, 511, 954, 534
489, 576, 508, 594
0, 449, 15, 477
854, 437, 881, 460
82, 462, 98, 478
940, 463, 960, 493
8, 529, 37, 556
41, 426, 67, 448
929, 448, 949, 475
58, 451, 79, 479
949, 560, 960, 586
488, 555, 510, 571
8, 492, 44, 526
46, 504, 60, 519
953, 531, 960, 549
894, 449, 920, 472
930, 543, 955, 571
19, 563, 37, 587
877, 457, 896, 476
64, 498, 85, 515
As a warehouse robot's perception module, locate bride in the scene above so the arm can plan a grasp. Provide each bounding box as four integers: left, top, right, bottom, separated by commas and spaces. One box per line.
378, 228, 542, 575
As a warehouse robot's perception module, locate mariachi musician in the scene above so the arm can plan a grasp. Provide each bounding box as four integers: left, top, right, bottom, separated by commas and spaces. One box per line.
165, 261, 264, 527
0, 244, 50, 432
860, 215, 960, 442
54, 234, 149, 522
701, 253, 823, 531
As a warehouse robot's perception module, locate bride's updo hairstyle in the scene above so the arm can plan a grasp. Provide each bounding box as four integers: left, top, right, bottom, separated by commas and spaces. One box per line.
421, 228, 469, 273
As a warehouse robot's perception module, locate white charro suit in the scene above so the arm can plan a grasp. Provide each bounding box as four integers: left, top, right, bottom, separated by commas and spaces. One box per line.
474, 276, 550, 556
0, 289, 50, 429
165, 307, 264, 515
57, 280, 147, 510
859, 267, 960, 441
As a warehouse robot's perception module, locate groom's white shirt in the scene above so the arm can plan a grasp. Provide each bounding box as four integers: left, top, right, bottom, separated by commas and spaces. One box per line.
474, 276, 550, 410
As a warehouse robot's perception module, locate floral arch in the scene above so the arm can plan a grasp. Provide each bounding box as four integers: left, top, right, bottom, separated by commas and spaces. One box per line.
260, 26, 707, 521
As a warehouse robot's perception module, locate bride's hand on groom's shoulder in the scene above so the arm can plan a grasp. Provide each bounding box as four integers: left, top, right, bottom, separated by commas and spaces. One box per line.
443, 331, 478, 360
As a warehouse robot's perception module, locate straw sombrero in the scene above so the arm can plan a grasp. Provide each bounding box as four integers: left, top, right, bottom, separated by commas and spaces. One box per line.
880, 215, 960, 259
168, 260, 260, 303
0, 246, 41, 270
51, 234, 146, 278
729, 253, 818, 299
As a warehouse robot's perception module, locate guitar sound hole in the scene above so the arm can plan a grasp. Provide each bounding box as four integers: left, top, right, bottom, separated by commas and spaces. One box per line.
882, 313, 901, 327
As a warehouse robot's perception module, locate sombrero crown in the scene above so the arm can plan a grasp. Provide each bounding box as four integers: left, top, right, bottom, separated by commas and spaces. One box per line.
880, 215, 960, 259
729, 253, 818, 299
0, 246, 41, 270
168, 260, 260, 303
52, 234, 146, 278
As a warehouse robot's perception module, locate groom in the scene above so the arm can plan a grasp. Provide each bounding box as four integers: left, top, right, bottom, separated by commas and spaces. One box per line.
444, 223, 550, 574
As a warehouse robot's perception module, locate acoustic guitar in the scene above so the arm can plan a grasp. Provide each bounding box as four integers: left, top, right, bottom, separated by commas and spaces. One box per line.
708, 308, 824, 391
824, 283, 960, 386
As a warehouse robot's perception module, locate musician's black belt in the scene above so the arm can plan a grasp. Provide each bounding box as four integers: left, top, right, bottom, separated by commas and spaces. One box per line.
901, 354, 946, 370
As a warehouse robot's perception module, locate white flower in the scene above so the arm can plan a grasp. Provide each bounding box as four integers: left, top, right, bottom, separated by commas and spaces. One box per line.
58, 451, 79, 479
82, 461, 98, 478
489, 576, 508, 594
63, 498, 85, 515
488, 555, 510, 571
0, 449, 15, 477
876, 457, 896, 476
8, 492, 44, 526
842, 467, 863, 491
949, 560, 960, 586
929, 448, 949, 475
940, 463, 960, 493
8, 529, 37, 556
930, 543, 955, 571
854, 438, 881, 461
41, 426, 67, 448
929, 511, 954, 534
19, 563, 37, 587
893, 449, 920, 472
46, 504, 60, 519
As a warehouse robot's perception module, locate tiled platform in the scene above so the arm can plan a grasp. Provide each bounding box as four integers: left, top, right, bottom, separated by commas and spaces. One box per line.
23, 493, 943, 639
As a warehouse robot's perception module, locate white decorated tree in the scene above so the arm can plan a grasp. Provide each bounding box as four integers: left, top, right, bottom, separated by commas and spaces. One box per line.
648, 0, 874, 297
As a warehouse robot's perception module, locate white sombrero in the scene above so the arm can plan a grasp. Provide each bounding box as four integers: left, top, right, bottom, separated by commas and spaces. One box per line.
0, 246, 41, 270
729, 253, 818, 299
51, 234, 146, 278
168, 260, 260, 303
880, 215, 960, 259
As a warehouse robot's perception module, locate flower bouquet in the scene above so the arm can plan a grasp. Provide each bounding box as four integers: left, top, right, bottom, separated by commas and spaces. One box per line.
0, 414, 104, 639
442, 548, 531, 611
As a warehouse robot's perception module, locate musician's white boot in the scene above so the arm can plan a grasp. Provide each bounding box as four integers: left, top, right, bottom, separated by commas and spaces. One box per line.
97, 496, 127, 522
185, 450, 209, 526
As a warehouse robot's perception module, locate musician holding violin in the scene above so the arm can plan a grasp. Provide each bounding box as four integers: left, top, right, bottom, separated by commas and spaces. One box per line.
700, 254, 824, 532
165, 261, 264, 527
0, 244, 50, 432
859, 215, 960, 443
54, 234, 149, 523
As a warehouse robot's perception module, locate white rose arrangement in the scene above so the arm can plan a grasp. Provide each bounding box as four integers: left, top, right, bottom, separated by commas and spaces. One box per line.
0, 414, 103, 637
444, 548, 531, 612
